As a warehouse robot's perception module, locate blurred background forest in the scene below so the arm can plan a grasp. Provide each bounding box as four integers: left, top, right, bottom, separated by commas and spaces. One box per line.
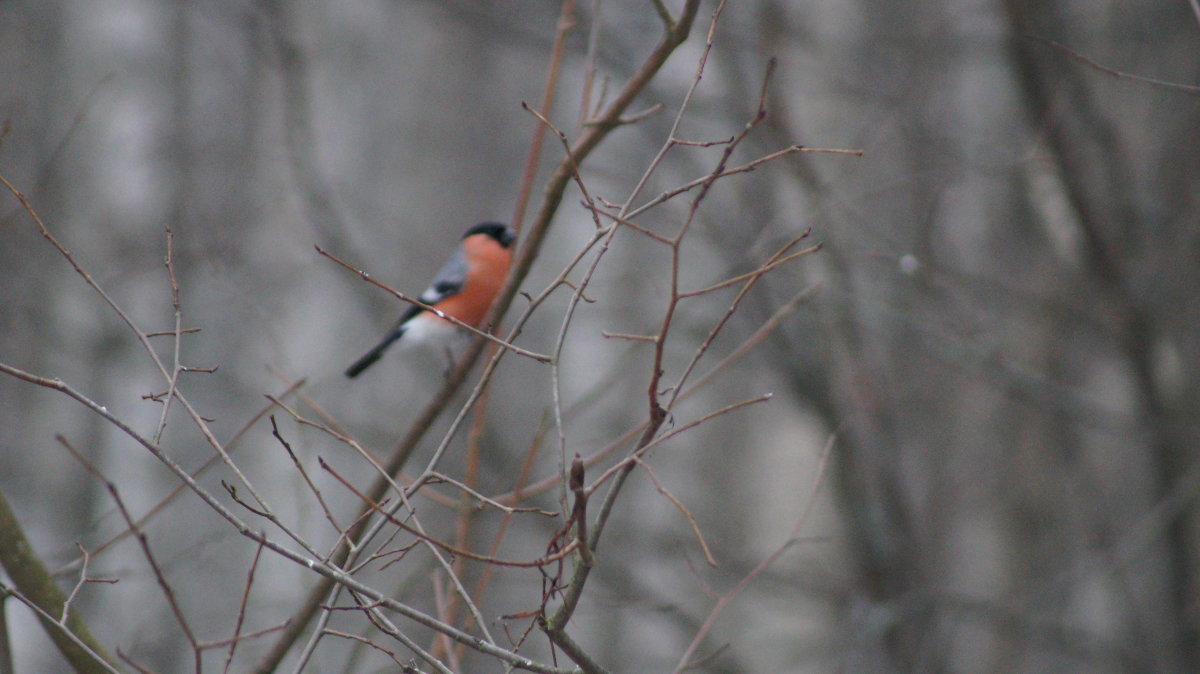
2, 1, 1199, 672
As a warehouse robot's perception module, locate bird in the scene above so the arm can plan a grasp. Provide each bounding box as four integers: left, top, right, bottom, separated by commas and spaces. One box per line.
344, 222, 517, 378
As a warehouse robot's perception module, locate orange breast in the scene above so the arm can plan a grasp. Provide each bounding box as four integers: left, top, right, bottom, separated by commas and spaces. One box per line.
431, 235, 512, 328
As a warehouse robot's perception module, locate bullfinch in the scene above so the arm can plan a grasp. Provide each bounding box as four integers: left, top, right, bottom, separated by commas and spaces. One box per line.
345, 222, 516, 378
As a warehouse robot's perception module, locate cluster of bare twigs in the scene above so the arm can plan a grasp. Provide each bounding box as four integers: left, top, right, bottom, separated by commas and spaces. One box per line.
0, 2, 856, 672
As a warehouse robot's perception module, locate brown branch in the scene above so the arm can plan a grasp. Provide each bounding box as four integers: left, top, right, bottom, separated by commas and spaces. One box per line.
427, 472, 557, 517
338, 588, 458, 674
589, 207, 675, 245
451, 415, 552, 664
60, 543, 116, 627
490, 284, 817, 509
586, 394, 773, 493
145, 327, 201, 337
569, 456, 591, 564
600, 332, 659, 342
151, 228, 183, 446
541, 623, 610, 674
667, 234, 817, 411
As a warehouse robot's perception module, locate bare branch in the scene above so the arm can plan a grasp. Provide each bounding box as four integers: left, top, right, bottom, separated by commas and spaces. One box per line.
0, 583, 120, 674
54, 378, 306, 575
626, 145, 860, 221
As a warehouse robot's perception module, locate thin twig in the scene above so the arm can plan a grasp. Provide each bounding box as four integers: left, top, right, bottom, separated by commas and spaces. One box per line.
586, 394, 773, 493
632, 457, 716, 567
107, 481, 202, 671
600, 332, 659, 342
325, 628, 443, 674
451, 415, 552, 664
491, 282, 816, 510
1028, 35, 1200, 93
52, 377, 304, 575
427, 472, 557, 517
627, 145, 862, 221
270, 415, 344, 534
667, 235, 816, 411
152, 228, 184, 446
677, 242, 821, 298
542, 5, 717, 655
222, 538, 266, 674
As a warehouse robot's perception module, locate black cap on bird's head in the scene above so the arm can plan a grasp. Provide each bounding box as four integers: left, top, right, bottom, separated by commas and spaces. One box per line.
464, 222, 516, 248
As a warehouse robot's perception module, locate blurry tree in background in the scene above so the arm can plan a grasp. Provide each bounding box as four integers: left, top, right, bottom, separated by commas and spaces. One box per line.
1, 1, 1198, 673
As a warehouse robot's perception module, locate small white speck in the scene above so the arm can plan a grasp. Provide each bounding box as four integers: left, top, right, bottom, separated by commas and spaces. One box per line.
99, 406, 108, 413
899, 254, 920, 275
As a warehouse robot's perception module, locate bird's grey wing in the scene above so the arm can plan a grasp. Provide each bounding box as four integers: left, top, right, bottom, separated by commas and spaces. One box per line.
417, 248, 469, 304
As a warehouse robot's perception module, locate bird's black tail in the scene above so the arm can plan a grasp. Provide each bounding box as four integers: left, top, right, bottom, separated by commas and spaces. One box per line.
344, 330, 403, 378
